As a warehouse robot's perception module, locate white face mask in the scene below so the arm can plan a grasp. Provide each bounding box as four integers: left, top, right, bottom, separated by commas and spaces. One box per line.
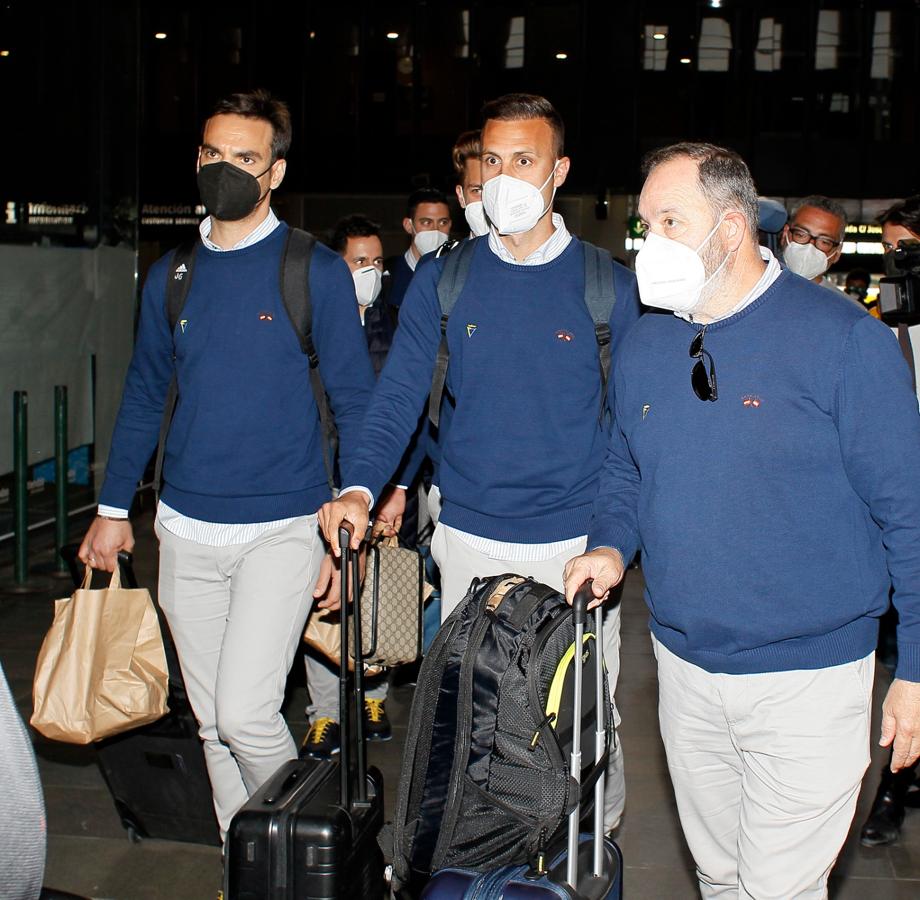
352, 266, 382, 307
783, 239, 830, 280
412, 229, 447, 256
635, 218, 729, 315
463, 200, 490, 237
481, 160, 559, 235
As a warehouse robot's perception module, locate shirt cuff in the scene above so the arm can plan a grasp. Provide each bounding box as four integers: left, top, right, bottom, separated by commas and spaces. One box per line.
339, 486, 374, 507
97, 504, 130, 519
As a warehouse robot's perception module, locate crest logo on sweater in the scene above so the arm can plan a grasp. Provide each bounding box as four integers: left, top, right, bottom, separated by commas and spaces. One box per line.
642, 404, 651, 420
466, 324, 477, 337
258, 312, 274, 322
555, 329, 574, 343
174, 263, 188, 281
179, 319, 189, 334
742, 395, 762, 408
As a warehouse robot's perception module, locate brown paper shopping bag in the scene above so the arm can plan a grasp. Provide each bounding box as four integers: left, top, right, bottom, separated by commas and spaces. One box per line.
31, 565, 169, 744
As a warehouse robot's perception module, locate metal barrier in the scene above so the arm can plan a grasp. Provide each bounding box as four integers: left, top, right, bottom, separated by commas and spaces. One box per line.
2, 386, 76, 590
12, 390, 28, 585
54, 385, 68, 573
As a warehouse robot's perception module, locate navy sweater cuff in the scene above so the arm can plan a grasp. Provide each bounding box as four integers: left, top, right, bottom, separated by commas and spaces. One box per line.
98, 474, 140, 511
588, 522, 638, 566
895, 642, 920, 684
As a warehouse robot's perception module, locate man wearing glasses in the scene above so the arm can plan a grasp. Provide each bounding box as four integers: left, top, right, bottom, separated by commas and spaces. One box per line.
781, 195, 847, 290
564, 142, 920, 898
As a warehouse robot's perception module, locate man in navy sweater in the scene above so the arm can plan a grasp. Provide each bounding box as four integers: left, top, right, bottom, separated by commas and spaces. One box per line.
78, 90, 376, 839
564, 142, 920, 897
319, 93, 642, 832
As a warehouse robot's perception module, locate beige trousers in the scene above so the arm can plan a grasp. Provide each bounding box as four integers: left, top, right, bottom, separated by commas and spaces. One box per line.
654, 637, 873, 899
430, 522, 625, 832
156, 515, 325, 838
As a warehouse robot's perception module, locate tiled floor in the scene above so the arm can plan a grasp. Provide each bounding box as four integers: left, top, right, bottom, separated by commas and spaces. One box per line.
2, 511, 919, 898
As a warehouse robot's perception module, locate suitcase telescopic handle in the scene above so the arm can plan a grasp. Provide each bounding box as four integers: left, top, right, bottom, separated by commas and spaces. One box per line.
337, 523, 371, 809
566, 580, 607, 889
571, 581, 592, 626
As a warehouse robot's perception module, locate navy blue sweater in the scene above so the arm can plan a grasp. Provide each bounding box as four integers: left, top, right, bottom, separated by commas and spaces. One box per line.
343, 237, 641, 542
100, 223, 376, 522
385, 253, 414, 311
588, 270, 920, 681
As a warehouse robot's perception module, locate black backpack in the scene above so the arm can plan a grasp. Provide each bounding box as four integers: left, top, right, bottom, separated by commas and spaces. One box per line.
153, 228, 337, 494
392, 574, 613, 891
427, 236, 617, 427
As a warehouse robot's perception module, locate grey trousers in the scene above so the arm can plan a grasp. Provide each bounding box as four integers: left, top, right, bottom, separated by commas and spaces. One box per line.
654, 637, 873, 899
156, 515, 325, 838
430, 523, 626, 832
304, 651, 388, 723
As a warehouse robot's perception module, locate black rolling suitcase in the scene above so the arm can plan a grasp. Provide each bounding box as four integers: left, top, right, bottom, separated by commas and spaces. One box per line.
224, 524, 385, 900
61, 545, 220, 846
420, 584, 623, 899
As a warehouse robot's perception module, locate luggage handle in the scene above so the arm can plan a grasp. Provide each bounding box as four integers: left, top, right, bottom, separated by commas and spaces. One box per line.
567, 581, 607, 890
263, 766, 305, 805
338, 523, 371, 810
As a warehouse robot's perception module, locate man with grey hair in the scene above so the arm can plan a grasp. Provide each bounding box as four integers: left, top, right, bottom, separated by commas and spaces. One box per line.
782, 194, 847, 287
564, 142, 920, 898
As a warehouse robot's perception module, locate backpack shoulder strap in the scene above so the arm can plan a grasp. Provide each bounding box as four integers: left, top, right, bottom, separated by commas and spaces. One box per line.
279, 227, 317, 354
154, 239, 200, 496
279, 228, 337, 492
582, 242, 617, 422
428, 236, 481, 427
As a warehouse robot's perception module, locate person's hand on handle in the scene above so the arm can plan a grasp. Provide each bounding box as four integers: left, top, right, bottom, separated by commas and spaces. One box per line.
563, 547, 625, 610
78, 517, 135, 573
373, 486, 406, 539
880, 678, 920, 771
318, 491, 371, 557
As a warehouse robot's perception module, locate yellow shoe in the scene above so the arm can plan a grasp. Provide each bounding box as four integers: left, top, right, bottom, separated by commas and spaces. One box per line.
300, 716, 340, 759
364, 698, 392, 742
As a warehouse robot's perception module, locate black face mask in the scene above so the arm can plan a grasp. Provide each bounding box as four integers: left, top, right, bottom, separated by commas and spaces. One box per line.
197, 161, 272, 222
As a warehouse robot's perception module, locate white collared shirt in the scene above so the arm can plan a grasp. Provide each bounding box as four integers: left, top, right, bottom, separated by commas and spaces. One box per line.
199, 208, 280, 251
681, 247, 782, 325
487, 213, 571, 266
404, 247, 418, 273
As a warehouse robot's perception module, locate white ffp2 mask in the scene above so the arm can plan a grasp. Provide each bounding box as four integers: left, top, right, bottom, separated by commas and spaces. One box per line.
783, 240, 830, 281
463, 200, 490, 237
635, 219, 729, 315
352, 266, 382, 307
413, 230, 448, 257
481, 161, 559, 235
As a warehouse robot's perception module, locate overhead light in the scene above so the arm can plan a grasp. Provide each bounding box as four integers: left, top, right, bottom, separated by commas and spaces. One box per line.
555, 52, 568, 60
154, 32, 167, 40
386, 31, 399, 40
710, 0, 722, 7
308, 31, 316, 40
680, 57, 691, 64
653, 32, 666, 41
0, 50, 9, 57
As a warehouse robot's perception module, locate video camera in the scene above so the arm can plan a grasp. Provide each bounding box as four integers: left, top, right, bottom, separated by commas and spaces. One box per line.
879, 239, 920, 325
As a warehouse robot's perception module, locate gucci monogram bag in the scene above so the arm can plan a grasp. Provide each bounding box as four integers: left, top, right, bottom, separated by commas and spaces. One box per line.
352, 536, 425, 668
